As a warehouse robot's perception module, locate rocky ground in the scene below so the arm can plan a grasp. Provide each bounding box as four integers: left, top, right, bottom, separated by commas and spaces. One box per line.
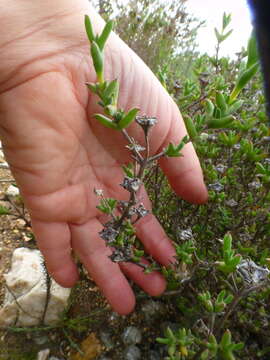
0, 153, 177, 360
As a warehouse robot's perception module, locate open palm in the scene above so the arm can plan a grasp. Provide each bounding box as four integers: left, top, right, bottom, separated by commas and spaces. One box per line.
0, 2, 207, 314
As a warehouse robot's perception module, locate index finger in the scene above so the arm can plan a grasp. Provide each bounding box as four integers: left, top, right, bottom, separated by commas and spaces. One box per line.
159, 101, 208, 204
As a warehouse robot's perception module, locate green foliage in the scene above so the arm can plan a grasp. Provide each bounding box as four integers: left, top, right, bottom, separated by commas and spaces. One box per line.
198, 290, 233, 313
144, 12, 270, 359
0, 204, 10, 215
229, 32, 259, 103
165, 135, 190, 157
157, 327, 194, 359
219, 330, 244, 360
214, 13, 233, 44
216, 233, 242, 274
96, 197, 117, 214
85, 16, 138, 131
175, 240, 195, 265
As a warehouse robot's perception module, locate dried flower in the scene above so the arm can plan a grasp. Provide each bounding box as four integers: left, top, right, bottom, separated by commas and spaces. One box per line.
233, 143, 241, 150
136, 203, 149, 218
135, 115, 157, 136
126, 143, 145, 152
118, 200, 137, 216
120, 176, 142, 192
262, 136, 270, 143
225, 199, 238, 207
99, 226, 119, 243
94, 188, 104, 196
208, 182, 224, 192
215, 164, 227, 174
237, 259, 270, 284
109, 246, 133, 262
178, 228, 193, 241
248, 181, 262, 190
207, 134, 217, 142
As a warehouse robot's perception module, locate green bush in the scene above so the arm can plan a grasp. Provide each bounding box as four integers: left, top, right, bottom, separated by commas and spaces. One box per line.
86, 11, 270, 359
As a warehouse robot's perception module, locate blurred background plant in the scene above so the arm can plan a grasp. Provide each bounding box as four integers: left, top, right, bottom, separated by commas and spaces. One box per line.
92, 0, 203, 77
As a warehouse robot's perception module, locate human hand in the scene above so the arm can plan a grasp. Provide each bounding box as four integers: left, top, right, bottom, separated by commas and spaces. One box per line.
0, 0, 207, 314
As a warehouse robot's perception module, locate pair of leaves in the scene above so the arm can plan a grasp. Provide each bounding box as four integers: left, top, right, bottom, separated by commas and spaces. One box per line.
217, 233, 242, 274
85, 15, 114, 83
85, 15, 114, 51
214, 12, 233, 44
96, 198, 117, 214
94, 108, 139, 130
165, 135, 189, 157
204, 93, 240, 130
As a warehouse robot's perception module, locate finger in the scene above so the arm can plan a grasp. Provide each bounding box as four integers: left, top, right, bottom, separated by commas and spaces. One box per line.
159, 103, 208, 204
135, 213, 176, 266
120, 260, 166, 296
134, 187, 176, 266
31, 219, 79, 287
70, 219, 135, 315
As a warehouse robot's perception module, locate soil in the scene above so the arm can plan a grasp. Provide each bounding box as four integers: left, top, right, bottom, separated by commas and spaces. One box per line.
0, 164, 174, 360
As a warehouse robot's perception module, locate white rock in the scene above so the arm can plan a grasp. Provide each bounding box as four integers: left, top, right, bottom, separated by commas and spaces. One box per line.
0, 141, 4, 159
37, 349, 50, 360
6, 184, 20, 196
0, 162, 9, 169
0, 248, 71, 326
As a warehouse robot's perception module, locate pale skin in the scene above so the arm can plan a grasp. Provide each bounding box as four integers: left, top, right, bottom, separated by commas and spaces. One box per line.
0, 0, 208, 315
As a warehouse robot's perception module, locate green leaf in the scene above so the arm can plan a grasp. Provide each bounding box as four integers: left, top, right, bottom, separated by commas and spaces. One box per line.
156, 337, 170, 345
222, 13, 231, 30
165, 136, 189, 157
107, 198, 117, 210
96, 198, 117, 214
184, 116, 198, 139
256, 162, 266, 174
220, 330, 232, 348
91, 41, 104, 82
232, 343, 244, 351
247, 31, 259, 68
168, 343, 176, 356
86, 82, 97, 94
207, 115, 235, 129
96, 20, 114, 51
205, 99, 215, 116
94, 114, 118, 129
216, 92, 227, 112
104, 105, 117, 117
166, 327, 176, 341
223, 233, 232, 252
103, 79, 119, 106
0, 205, 10, 215
84, 15, 95, 42
227, 100, 243, 114
229, 254, 242, 268
201, 349, 210, 360
220, 29, 233, 42
214, 28, 222, 43
122, 163, 134, 177
118, 108, 139, 129
217, 290, 226, 303
229, 62, 259, 102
